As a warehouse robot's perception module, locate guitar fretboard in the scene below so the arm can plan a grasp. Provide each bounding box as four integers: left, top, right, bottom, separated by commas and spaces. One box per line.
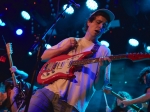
72, 53, 150, 66
72, 54, 128, 66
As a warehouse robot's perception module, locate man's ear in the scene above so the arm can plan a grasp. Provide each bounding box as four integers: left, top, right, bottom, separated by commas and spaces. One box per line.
87, 21, 90, 27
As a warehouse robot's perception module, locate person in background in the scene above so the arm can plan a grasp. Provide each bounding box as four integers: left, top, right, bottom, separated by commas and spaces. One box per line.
106, 91, 135, 112
0, 66, 38, 112
122, 66, 150, 112
9, 66, 28, 80
28, 8, 115, 112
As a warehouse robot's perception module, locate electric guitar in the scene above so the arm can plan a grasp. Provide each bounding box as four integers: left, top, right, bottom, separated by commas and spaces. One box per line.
103, 87, 145, 112
37, 51, 150, 84
6, 43, 25, 111
6, 43, 17, 86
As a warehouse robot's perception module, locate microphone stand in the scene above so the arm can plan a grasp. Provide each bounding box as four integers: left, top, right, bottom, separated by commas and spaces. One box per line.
24, 2, 74, 112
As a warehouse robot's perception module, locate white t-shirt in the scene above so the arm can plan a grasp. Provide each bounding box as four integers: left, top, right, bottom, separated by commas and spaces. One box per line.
45, 37, 111, 112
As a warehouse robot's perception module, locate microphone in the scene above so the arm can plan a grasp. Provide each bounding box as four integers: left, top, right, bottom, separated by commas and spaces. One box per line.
69, 0, 80, 8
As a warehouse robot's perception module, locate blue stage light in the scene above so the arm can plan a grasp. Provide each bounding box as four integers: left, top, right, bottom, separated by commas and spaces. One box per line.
86, 0, 98, 10
21, 11, 30, 20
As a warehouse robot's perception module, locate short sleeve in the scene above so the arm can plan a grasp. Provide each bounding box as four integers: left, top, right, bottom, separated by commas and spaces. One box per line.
50, 37, 79, 49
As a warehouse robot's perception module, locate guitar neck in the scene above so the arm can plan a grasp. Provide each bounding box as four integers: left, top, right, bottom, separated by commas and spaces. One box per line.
72, 53, 150, 66
6, 45, 17, 87
8, 54, 13, 67
72, 55, 128, 66
9, 55, 17, 86
111, 91, 144, 112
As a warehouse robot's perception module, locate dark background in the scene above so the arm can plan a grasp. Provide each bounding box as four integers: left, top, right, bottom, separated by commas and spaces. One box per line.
0, 0, 150, 111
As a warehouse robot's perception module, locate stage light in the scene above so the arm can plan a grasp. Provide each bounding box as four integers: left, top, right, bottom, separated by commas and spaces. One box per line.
28, 52, 32, 56
128, 38, 139, 47
86, 0, 98, 10
0, 19, 6, 26
0, 22, 6, 26
21, 11, 31, 20
146, 46, 150, 53
45, 44, 51, 49
0, 19, 2, 24
147, 46, 150, 50
63, 4, 74, 14
100, 40, 109, 47
144, 43, 150, 53
16, 29, 23, 35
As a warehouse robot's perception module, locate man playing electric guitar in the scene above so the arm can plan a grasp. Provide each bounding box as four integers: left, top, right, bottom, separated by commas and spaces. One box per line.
28, 9, 115, 112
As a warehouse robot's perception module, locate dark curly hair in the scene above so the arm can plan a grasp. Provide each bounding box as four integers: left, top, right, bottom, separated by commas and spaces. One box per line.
83, 11, 111, 33
138, 66, 150, 84
112, 91, 132, 111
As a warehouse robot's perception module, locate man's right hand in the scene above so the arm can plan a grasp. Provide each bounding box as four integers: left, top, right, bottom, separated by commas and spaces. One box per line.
61, 37, 77, 52
9, 66, 17, 73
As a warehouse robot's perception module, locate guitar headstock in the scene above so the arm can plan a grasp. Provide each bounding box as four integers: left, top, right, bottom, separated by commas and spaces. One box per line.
102, 86, 112, 94
127, 53, 150, 62
6, 43, 13, 55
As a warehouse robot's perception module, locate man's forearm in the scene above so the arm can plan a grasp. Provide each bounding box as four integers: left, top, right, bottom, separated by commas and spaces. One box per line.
130, 94, 150, 104
41, 47, 66, 62
15, 70, 28, 79
94, 66, 106, 90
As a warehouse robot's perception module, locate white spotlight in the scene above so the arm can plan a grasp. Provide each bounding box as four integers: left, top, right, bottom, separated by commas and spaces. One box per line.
128, 38, 139, 47
21, 11, 31, 20
0, 19, 6, 26
28, 52, 32, 56
100, 40, 109, 47
86, 0, 98, 10
0, 19, 2, 24
147, 46, 150, 50
63, 4, 74, 14
16, 29, 23, 35
145, 46, 150, 53
45, 44, 51, 49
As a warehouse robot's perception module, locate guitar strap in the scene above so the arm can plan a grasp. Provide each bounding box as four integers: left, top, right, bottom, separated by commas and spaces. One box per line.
90, 44, 100, 57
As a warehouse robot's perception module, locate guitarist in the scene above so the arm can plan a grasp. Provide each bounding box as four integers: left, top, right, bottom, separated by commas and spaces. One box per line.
106, 91, 136, 112
0, 65, 28, 111
28, 9, 115, 112
121, 66, 150, 112
2, 66, 38, 112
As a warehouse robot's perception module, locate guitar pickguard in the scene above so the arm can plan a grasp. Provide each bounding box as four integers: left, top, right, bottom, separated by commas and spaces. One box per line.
40, 53, 84, 79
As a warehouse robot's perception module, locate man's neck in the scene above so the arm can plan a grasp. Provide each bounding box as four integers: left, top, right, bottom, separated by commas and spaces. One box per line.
83, 35, 100, 44
84, 32, 101, 43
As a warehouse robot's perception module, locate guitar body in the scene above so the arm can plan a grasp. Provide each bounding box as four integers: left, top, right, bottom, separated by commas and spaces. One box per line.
37, 51, 92, 84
